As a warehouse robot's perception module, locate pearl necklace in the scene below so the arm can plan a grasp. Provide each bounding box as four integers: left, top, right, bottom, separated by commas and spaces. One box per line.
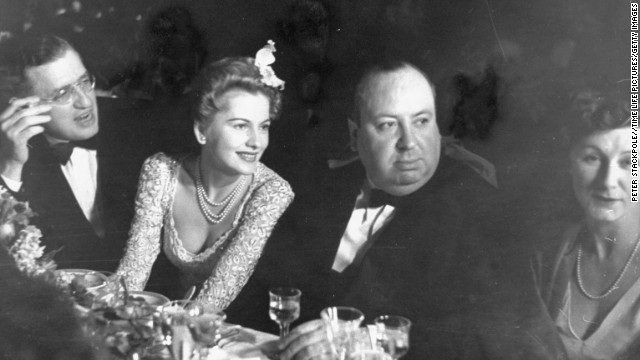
575, 233, 640, 300
195, 157, 247, 224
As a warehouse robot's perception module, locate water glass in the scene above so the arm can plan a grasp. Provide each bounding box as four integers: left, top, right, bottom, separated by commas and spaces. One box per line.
321, 306, 365, 360
188, 305, 226, 359
160, 300, 203, 360
373, 315, 411, 359
269, 287, 301, 338
348, 350, 393, 360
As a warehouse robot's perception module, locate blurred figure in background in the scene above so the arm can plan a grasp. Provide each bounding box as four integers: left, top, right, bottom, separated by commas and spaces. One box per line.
117, 5, 208, 157
262, 0, 334, 191
129, 5, 207, 99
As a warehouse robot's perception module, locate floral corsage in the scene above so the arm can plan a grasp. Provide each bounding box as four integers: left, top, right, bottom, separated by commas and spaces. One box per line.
0, 186, 57, 278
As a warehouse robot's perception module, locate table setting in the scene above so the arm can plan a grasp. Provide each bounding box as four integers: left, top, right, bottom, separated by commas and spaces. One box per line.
53, 268, 280, 360
0, 184, 402, 359
55, 277, 411, 360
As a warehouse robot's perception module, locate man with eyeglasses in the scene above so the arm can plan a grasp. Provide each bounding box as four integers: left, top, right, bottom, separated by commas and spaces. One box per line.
0, 34, 152, 272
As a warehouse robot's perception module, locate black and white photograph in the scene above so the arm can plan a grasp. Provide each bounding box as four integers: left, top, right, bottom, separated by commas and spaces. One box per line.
0, 0, 634, 359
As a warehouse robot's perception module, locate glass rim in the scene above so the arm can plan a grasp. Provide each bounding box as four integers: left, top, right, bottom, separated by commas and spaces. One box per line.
373, 314, 412, 328
162, 300, 203, 313
320, 306, 365, 322
164, 299, 200, 306
269, 286, 302, 298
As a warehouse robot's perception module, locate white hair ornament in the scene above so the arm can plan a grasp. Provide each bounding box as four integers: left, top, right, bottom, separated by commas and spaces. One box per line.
255, 40, 285, 90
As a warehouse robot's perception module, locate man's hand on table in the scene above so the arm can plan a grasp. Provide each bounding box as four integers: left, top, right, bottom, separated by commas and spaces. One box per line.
276, 319, 333, 360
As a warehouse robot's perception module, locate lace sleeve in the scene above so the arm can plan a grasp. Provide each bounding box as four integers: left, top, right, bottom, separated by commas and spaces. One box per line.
196, 177, 294, 310
116, 153, 172, 291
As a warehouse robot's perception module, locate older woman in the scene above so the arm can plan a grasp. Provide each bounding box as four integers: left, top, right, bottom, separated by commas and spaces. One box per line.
117, 42, 294, 310
534, 91, 638, 359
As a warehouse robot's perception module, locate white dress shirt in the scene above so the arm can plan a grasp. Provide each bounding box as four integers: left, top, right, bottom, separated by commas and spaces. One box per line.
331, 186, 396, 273
63, 146, 104, 237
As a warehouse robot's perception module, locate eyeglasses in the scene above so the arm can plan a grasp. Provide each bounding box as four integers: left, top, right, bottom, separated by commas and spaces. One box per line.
40, 73, 96, 105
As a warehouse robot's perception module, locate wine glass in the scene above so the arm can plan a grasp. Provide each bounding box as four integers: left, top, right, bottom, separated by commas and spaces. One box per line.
269, 287, 301, 338
188, 304, 226, 359
320, 306, 365, 360
373, 315, 411, 359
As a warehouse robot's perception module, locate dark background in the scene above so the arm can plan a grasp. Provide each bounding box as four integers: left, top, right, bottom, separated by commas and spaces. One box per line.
0, 0, 631, 311
0, 0, 629, 177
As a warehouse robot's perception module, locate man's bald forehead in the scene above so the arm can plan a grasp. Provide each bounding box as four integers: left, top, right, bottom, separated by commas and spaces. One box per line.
352, 62, 435, 124
361, 63, 432, 93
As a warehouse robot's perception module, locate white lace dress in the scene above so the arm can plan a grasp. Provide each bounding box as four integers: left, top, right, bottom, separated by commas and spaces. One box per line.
117, 153, 294, 310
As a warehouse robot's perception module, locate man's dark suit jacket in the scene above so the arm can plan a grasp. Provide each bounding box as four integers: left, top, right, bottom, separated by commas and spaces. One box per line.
227, 154, 566, 359
0, 98, 155, 272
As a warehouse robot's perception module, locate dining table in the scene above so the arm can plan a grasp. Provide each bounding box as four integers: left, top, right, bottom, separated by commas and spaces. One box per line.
57, 269, 281, 360
90, 319, 280, 360
204, 325, 279, 360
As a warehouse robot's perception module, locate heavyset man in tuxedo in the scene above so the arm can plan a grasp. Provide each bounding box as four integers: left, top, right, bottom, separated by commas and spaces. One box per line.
228, 61, 566, 359
0, 34, 150, 271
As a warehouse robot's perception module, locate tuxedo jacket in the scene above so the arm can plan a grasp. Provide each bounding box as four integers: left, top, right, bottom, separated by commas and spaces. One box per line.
0, 98, 155, 272
228, 154, 566, 359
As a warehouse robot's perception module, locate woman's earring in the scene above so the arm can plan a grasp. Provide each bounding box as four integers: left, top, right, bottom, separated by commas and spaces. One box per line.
198, 135, 206, 144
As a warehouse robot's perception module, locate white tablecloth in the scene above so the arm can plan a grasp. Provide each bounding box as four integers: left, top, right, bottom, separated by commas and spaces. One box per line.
210, 326, 278, 360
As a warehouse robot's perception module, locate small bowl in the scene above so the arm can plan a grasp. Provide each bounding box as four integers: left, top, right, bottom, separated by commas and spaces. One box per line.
127, 291, 170, 307
95, 290, 170, 309
55, 269, 108, 292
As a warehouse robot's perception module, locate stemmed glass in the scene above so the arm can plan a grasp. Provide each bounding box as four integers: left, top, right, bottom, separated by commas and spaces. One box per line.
373, 315, 411, 359
269, 287, 301, 338
321, 306, 365, 360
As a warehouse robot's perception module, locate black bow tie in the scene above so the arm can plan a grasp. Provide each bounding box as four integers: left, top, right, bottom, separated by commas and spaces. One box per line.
51, 137, 98, 164
368, 189, 402, 208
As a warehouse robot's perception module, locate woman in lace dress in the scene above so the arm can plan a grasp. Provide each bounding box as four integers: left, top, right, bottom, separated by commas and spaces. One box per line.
534, 91, 640, 359
117, 44, 294, 310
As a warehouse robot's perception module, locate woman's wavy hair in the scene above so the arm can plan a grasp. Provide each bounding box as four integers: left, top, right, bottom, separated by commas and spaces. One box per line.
190, 57, 282, 127
561, 89, 630, 148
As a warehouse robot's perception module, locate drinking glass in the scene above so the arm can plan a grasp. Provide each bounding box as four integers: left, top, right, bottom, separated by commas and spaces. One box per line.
348, 350, 393, 360
160, 300, 203, 360
269, 287, 301, 338
188, 305, 226, 359
91, 294, 157, 360
373, 315, 411, 359
321, 306, 365, 360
